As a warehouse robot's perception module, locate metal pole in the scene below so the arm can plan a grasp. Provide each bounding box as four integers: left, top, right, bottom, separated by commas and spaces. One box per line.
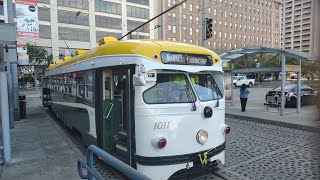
0, 71, 12, 163
7, 0, 18, 125
297, 60, 301, 114
231, 63, 234, 106
201, 0, 206, 46
280, 54, 286, 116
5, 46, 14, 128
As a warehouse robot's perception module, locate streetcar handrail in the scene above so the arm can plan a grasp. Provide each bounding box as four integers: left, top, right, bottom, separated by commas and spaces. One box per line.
77, 145, 151, 180
104, 103, 114, 119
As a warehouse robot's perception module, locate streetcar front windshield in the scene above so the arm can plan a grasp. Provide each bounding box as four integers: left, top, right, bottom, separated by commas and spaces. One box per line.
143, 74, 196, 104
189, 74, 223, 101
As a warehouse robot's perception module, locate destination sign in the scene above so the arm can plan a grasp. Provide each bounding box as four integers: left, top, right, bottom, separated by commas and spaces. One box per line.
161, 52, 212, 66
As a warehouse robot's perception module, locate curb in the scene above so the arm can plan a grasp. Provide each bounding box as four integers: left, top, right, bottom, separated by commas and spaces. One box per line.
226, 113, 320, 132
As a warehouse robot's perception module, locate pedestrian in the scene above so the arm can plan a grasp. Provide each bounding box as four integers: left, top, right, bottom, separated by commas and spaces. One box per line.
240, 83, 250, 112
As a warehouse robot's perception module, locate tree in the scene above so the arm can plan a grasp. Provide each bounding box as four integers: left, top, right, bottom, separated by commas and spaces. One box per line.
20, 43, 52, 87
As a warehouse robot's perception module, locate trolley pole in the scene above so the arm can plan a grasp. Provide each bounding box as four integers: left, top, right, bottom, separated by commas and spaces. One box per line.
0, 72, 12, 163
201, 0, 206, 47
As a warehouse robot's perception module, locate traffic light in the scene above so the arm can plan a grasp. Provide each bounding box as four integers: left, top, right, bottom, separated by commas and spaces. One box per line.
205, 18, 213, 40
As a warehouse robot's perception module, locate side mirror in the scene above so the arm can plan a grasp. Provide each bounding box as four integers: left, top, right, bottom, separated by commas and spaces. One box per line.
133, 75, 146, 86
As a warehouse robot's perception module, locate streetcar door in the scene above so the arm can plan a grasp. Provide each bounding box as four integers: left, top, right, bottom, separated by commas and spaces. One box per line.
102, 67, 134, 166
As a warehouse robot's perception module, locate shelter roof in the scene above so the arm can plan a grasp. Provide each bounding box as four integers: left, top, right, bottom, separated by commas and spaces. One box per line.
219, 47, 312, 63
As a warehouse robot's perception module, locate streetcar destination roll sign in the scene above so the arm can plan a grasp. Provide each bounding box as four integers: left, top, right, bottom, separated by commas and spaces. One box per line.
161, 52, 212, 66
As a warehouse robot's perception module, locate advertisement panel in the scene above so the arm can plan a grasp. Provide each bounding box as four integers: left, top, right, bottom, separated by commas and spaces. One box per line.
224, 73, 232, 101
15, 0, 39, 39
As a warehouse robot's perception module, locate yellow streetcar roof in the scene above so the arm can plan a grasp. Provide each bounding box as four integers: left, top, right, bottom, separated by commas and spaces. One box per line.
48, 39, 221, 70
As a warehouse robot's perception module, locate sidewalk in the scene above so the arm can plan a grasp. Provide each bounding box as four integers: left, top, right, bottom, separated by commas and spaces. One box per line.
0, 94, 82, 180
226, 87, 320, 130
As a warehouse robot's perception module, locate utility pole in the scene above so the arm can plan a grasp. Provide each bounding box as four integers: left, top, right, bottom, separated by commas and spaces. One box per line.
6, 0, 19, 126
201, 0, 206, 46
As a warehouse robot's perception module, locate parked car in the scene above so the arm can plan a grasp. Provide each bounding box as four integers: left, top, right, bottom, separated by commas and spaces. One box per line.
265, 84, 316, 107
263, 77, 274, 81
233, 76, 255, 88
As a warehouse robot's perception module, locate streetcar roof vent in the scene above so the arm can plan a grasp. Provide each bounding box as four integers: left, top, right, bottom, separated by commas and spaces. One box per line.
98, 36, 118, 46
49, 63, 55, 67
75, 50, 87, 56
55, 60, 63, 65
63, 56, 72, 61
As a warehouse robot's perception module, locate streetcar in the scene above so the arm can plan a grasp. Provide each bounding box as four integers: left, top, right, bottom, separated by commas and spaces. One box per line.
42, 37, 229, 180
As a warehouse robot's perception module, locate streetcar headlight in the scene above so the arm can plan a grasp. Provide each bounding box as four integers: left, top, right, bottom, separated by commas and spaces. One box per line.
196, 130, 208, 145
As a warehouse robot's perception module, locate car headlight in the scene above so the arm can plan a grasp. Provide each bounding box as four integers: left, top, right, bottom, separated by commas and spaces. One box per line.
196, 129, 208, 145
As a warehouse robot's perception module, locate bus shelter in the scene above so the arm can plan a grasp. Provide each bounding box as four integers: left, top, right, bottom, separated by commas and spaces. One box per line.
220, 47, 312, 116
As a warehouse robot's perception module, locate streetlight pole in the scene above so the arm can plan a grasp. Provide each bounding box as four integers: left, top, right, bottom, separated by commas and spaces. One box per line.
201, 0, 206, 47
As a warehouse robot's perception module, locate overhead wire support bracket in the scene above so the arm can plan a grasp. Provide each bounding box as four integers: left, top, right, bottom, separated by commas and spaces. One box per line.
119, 0, 188, 40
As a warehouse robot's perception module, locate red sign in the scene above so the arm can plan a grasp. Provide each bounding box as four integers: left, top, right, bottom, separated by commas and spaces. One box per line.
15, 0, 37, 6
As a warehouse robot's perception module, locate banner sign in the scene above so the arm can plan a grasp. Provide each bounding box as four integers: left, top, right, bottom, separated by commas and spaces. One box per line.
224, 73, 232, 101
16, 0, 40, 39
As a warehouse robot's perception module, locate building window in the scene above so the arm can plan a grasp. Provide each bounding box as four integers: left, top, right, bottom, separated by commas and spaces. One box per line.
196, 17, 199, 24
230, 12, 232, 19
183, 27, 186, 34
183, 15, 187, 23
196, 5, 199, 11
168, 0, 171, 7
225, 11, 227, 17
38, 7, 51, 22
39, 25, 51, 39
230, 33, 232, 40
190, 4, 193, 11
59, 27, 89, 42
183, 39, 186, 42
214, 20, 217, 27
173, 37, 176, 41
225, 22, 227, 28
208, 8, 211, 14
168, 25, 172, 31
190, 16, 193, 24
95, 15, 121, 29
230, 22, 232, 29
173, 26, 176, 33
95, 0, 121, 14
214, 9, 217, 16
172, 13, 176, 21
214, 31, 216, 38
127, 6, 149, 19
190, 28, 193, 35
224, 32, 227, 39
208, 41, 211, 48
58, 0, 88, 9
190, 39, 193, 44
196, 29, 199, 36
220, 9, 222, 16
219, 31, 222, 38
127, 0, 149, 5
58, 10, 89, 26
220, 20, 222, 28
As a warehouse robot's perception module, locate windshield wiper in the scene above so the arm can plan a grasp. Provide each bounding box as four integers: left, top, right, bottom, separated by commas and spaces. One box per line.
186, 85, 196, 111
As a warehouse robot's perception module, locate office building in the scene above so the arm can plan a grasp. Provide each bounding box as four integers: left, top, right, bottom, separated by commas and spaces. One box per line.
281, 0, 320, 59
0, 0, 155, 60
155, 0, 282, 53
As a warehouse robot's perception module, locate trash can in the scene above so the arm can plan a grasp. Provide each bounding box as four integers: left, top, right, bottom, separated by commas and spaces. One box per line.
19, 95, 26, 119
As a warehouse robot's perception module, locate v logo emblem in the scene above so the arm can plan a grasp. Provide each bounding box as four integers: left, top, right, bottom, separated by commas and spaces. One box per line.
198, 152, 208, 165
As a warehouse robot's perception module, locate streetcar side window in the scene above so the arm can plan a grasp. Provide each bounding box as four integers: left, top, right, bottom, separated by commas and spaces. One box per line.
76, 72, 84, 97
85, 70, 94, 100
71, 73, 77, 96
143, 74, 196, 104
